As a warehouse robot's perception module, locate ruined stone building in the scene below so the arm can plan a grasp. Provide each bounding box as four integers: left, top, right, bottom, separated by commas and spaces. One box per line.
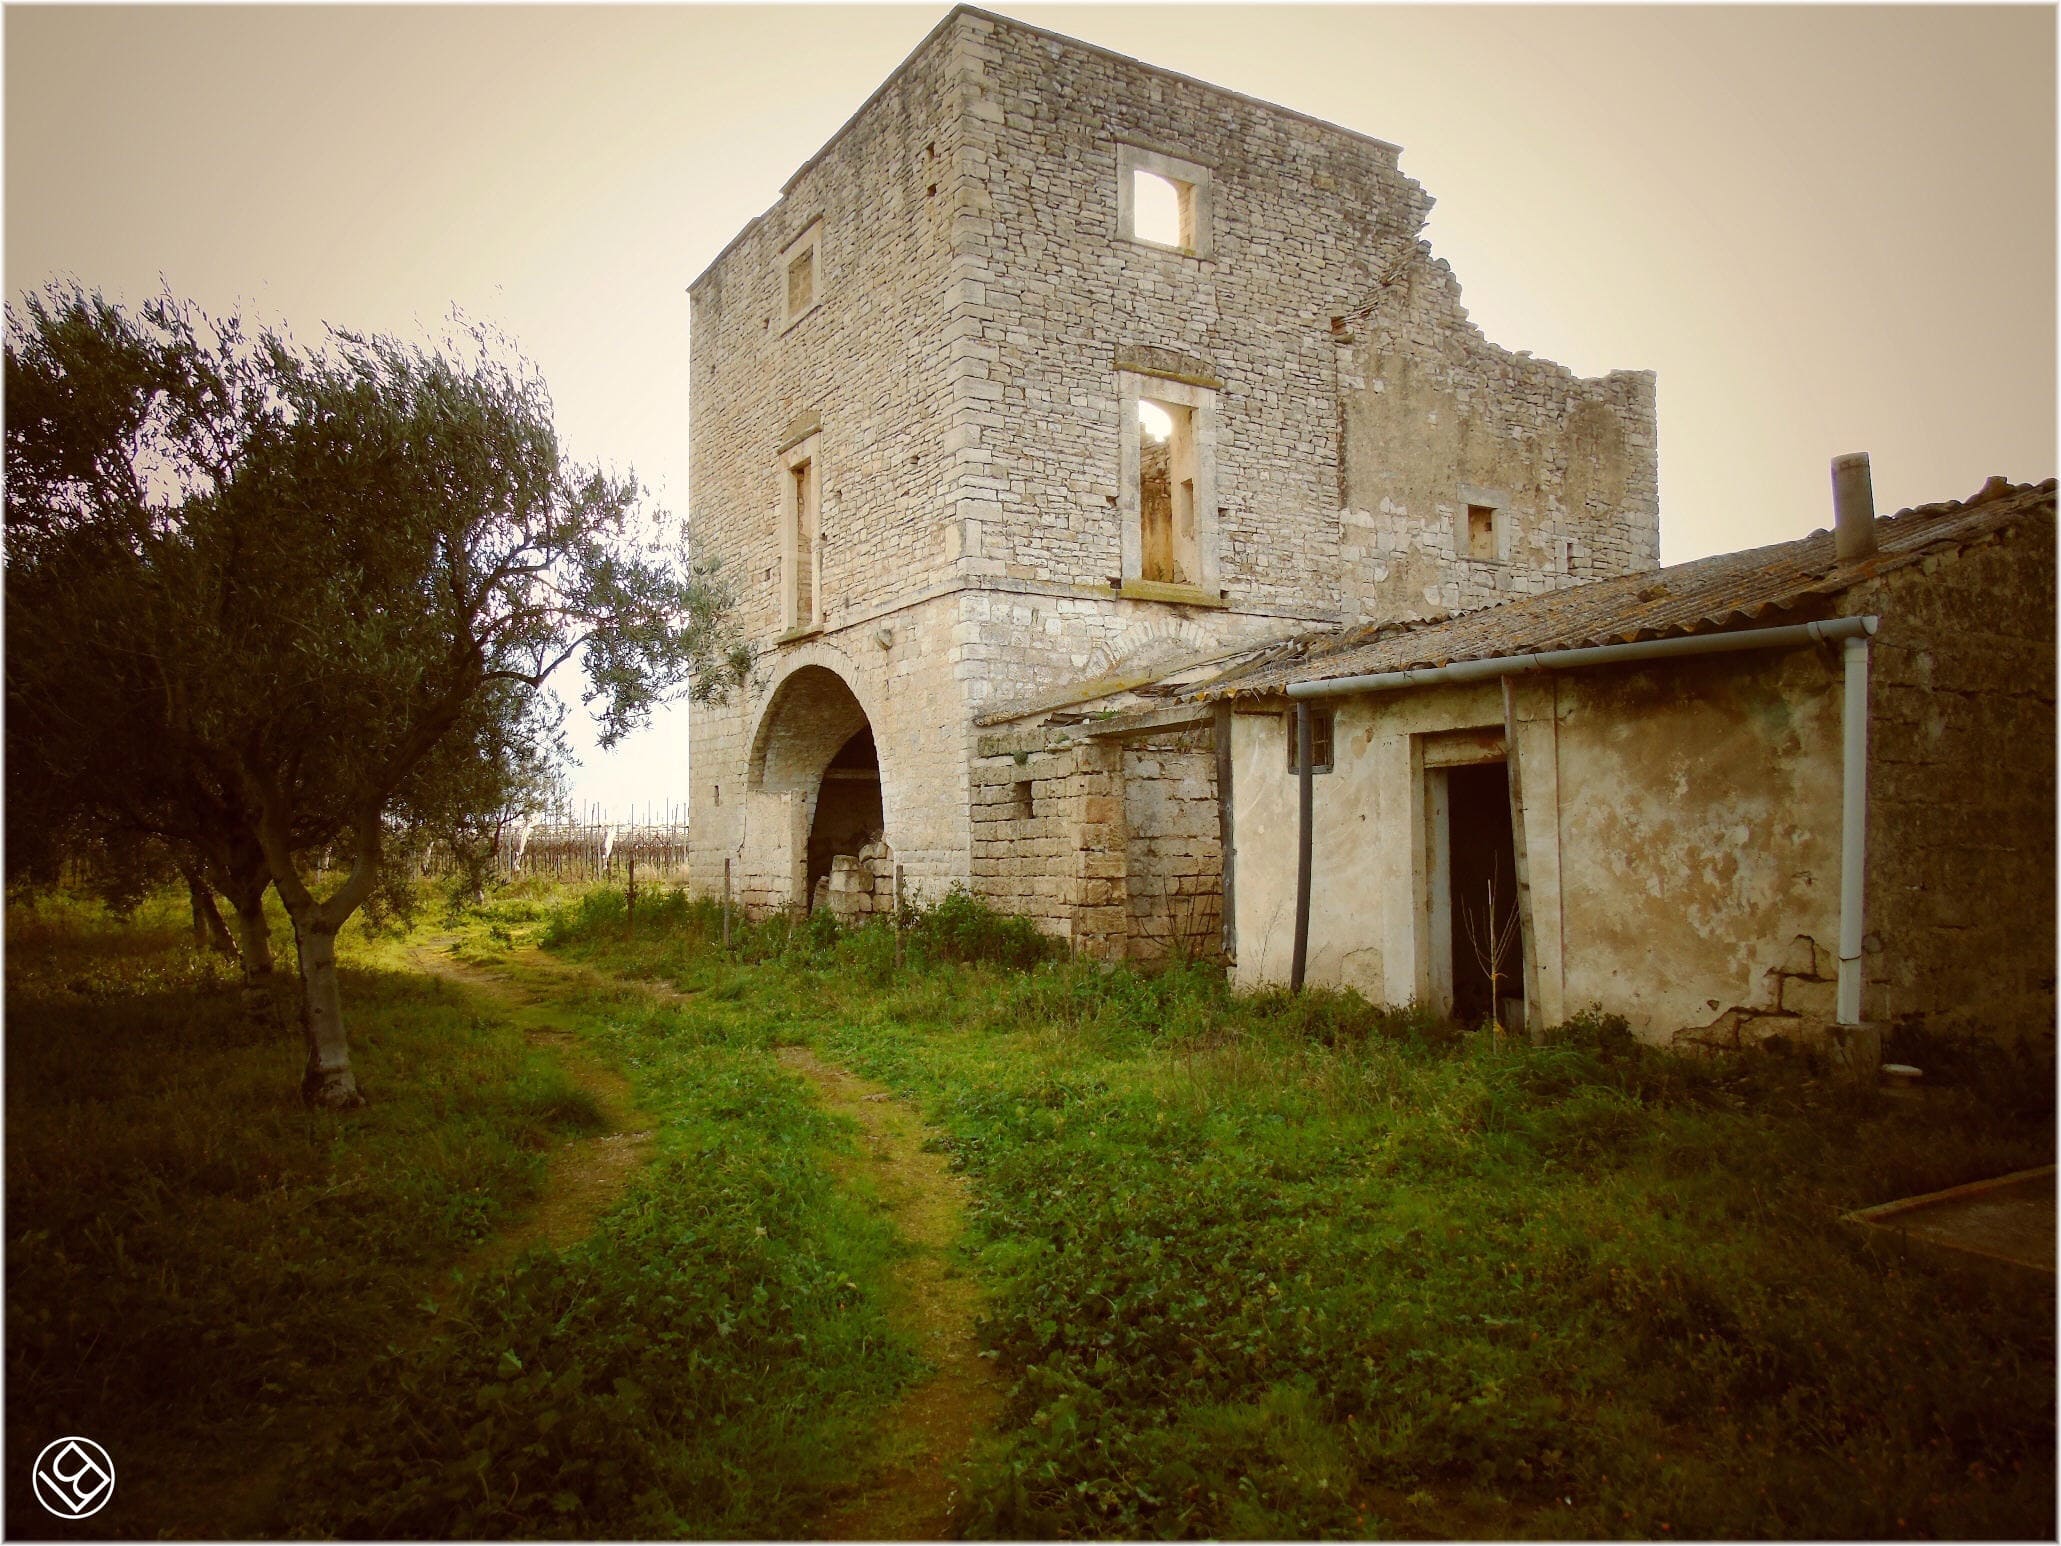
686, 6, 1659, 946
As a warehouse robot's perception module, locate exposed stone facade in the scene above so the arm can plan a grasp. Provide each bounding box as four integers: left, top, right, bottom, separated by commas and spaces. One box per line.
968, 721, 1223, 961
1337, 251, 1660, 625
687, 6, 1659, 951
1848, 518, 2057, 1034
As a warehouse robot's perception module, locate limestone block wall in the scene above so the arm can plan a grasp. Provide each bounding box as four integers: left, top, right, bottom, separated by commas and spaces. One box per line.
970, 725, 1223, 959
946, 10, 1434, 620
685, 18, 968, 649
968, 736, 1123, 947
1123, 731, 1222, 960
689, 603, 974, 911
1845, 513, 2057, 1031
956, 592, 1303, 718
1337, 246, 1660, 629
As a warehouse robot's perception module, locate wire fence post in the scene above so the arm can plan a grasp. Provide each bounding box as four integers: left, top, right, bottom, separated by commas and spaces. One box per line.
722, 857, 733, 953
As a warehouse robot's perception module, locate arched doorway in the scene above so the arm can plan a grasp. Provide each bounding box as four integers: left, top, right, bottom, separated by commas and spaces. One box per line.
808, 726, 882, 904
747, 664, 886, 912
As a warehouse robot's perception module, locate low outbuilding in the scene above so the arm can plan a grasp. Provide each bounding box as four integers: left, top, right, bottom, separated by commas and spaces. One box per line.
1191, 470, 2056, 1057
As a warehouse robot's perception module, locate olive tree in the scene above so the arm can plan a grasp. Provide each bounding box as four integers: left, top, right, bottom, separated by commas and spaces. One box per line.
5, 287, 282, 979
5, 285, 742, 1104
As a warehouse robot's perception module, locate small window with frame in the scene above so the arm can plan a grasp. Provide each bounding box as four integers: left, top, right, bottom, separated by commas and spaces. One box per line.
779, 221, 823, 331
1118, 144, 1213, 258
1287, 706, 1335, 775
1455, 486, 1508, 565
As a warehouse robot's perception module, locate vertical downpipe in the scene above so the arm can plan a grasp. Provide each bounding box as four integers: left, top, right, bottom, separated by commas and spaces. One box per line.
1215, 703, 1237, 964
1291, 701, 1313, 991
1830, 452, 1878, 1059
1837, 629, 1873, 1025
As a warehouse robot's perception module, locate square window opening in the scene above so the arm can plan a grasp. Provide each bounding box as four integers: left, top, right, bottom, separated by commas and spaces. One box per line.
1118, 145, 1212, 257
1467, 503, 1498, 561
1131, 168, 1192, 249
1287, 707, 1335, 775
1137, 398, 1198, 587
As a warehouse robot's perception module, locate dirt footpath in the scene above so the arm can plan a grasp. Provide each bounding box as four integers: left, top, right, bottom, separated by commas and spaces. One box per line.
777, 1045, 1004, 1541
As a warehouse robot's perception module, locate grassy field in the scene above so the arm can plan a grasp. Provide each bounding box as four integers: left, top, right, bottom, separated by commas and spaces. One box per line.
6, 881, 2053, 1539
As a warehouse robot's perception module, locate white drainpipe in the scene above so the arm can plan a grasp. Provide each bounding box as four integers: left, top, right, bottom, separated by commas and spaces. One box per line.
1286, 612, 1880, 1028
1836, 628, 1872, 1025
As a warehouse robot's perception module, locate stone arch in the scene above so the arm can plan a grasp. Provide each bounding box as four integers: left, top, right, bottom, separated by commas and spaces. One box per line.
745, 654, 887, 910
1082, 616, 1214, 681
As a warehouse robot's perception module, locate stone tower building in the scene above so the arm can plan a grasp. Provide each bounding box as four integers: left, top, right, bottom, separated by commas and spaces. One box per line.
687, 6, 1659, 946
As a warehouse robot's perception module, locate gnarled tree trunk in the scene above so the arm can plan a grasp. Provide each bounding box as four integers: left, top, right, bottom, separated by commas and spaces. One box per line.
293, 922, 359, 1108
226, 882, 274, 981
254, 798, 380, 1110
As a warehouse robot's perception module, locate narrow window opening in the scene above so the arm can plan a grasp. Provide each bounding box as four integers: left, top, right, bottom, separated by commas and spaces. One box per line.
1467, 503, 1498, 561
1137, 398, 1198, 585
791, 458, 816, 625
1286, 707, 1336, 775
1131, 168, 1190, 248
786, 249, 815, 317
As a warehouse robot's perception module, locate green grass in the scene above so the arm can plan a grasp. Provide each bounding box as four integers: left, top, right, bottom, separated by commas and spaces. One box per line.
4, 888, 608, 1538
5, 885, 920, 1539
541, 886, 2055, 1541
7, 880, 2053, 1539
296, 972, 923, 1537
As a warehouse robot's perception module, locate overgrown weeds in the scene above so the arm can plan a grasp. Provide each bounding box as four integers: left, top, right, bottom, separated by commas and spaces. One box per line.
535, 884, 2054, 1541
10, 882, 2052, 1540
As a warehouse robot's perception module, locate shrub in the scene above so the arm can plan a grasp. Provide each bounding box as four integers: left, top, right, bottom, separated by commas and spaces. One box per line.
907, 889, 1064, 970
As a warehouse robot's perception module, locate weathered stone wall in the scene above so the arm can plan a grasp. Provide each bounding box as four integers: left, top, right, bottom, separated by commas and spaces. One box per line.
1123, 731, 1222, 960
969, 724, 1222, 958
686, 20, 977, 907
968, 735, 1124, 947
688, 6, 1661, 929
695, 611, 975, 911
1337, 248, 1660, 628
947, 9, 1422, 622
1229, 653, 1847, 1047
1846, 515, 2057, 1032
687, 25, 968, 631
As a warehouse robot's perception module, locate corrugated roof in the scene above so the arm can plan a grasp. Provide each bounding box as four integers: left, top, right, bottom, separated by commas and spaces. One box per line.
1191, 476, 2056, 701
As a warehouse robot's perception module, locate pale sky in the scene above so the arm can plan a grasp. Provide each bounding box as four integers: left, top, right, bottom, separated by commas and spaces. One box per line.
7, 4, 2054, 816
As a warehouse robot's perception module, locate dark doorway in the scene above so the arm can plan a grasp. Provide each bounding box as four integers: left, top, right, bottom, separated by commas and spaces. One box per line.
1447, 761, 1521, 1028
806, 726, 883, 906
